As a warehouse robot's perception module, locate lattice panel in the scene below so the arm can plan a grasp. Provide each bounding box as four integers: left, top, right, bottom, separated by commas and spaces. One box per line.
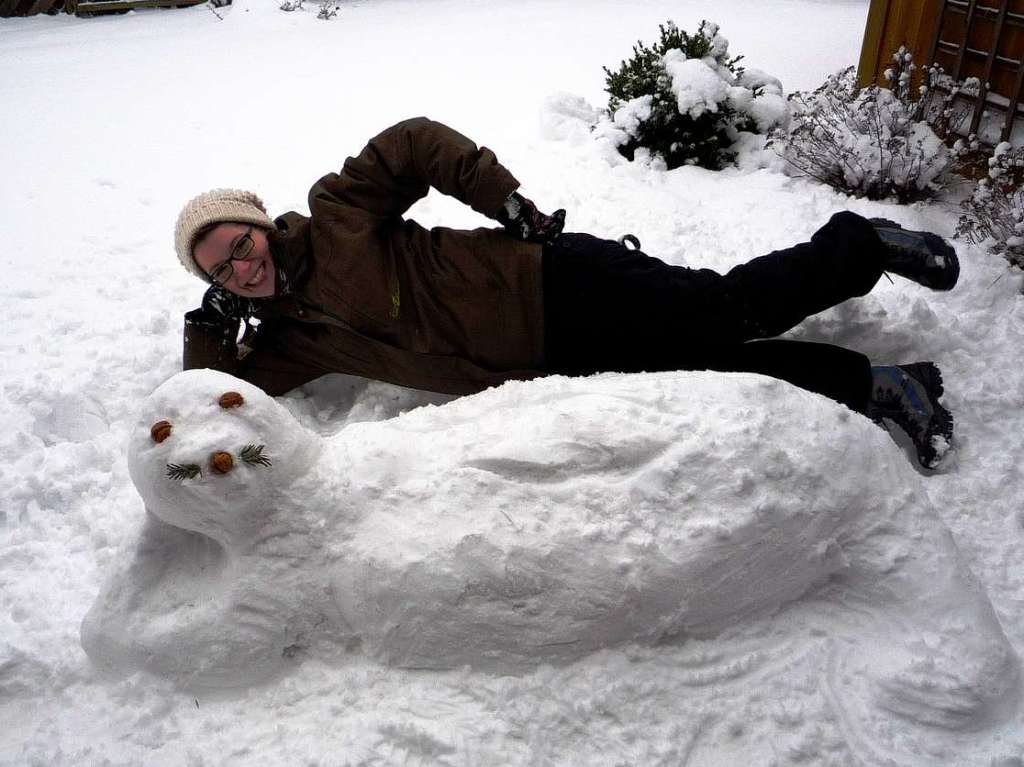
929, 0, 1024, 141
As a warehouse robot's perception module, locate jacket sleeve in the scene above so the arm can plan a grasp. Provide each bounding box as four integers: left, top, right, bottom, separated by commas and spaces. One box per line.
309, 117, 520, 221
183, 311, 325, 396
183, 309, 240, 375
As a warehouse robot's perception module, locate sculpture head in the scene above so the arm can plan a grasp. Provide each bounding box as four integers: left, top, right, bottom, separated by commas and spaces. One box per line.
128, 370, 319, 545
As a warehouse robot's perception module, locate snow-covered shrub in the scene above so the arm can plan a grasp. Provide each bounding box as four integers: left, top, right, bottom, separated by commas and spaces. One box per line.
773, 49, 976, 202
279, 0, 337, 17
317, 0, 338, 19
957, 141, 1024, 270
600, 20, 788, 170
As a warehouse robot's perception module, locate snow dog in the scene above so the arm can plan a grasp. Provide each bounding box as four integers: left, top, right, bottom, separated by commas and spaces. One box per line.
83, 369, 1019, 737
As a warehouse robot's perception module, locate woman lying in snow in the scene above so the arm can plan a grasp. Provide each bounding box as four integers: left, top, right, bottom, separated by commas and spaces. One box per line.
176, 117, 959, 468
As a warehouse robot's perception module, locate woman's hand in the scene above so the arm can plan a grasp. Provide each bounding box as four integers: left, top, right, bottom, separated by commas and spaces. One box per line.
198, 285, 255, 322
498, 192, 566, 243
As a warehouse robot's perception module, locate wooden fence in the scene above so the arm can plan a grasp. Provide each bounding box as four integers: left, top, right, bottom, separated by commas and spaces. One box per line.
860, 0, 1024, 142
1, 0, 205, 15
0, 0, 60, 14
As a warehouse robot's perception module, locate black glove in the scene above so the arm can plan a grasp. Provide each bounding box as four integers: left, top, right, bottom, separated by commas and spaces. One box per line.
497, 192, 566, 243
192, 285, 255, 324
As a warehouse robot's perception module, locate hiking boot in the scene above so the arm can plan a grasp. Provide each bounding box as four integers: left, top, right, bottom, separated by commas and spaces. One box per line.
867, 362, 954, 469
869, 218, 960, 291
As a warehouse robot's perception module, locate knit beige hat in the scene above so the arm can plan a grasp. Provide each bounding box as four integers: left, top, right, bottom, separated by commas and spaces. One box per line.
174, 188, 275, 278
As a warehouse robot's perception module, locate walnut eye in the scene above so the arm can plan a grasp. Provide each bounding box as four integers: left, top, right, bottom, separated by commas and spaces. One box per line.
219, 391, 245, 409
151, 420, 172, 443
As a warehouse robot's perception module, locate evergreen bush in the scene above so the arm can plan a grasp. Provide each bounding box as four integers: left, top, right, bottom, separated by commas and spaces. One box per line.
600, 20, 788, 170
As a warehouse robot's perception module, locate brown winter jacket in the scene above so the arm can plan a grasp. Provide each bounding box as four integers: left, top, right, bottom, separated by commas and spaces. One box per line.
183, 118, 547, 396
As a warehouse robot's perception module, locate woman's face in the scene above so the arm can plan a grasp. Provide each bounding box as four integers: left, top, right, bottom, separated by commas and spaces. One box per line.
193, 222, 277, 298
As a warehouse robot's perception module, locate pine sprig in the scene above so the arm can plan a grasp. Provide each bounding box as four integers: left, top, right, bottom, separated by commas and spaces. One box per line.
240, 444, 272, 467
167, 463, 202, 481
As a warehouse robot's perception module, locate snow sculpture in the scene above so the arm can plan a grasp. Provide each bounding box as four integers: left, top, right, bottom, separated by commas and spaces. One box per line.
83, 369, 1019, 733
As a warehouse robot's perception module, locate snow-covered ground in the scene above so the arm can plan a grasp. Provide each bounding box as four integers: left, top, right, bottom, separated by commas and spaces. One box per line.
3, 0, 1024, 764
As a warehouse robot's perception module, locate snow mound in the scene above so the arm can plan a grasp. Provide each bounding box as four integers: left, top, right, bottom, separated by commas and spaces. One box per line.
83, 369, 1019, 741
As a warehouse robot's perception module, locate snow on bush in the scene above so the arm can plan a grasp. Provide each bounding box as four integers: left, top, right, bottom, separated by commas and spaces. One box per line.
958, 141, 1024, 271
597, 20, 789, 170
278, 0, 338, 18
773, 49, 976, 203
317, 0, 338, 20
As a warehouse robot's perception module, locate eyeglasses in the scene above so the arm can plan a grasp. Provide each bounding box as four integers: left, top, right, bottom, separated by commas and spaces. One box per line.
208, 227, 256, 287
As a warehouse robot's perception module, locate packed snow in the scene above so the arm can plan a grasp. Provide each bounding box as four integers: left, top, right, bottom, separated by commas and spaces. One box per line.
4, 1, 1024, 765
85, 369, 1018, 742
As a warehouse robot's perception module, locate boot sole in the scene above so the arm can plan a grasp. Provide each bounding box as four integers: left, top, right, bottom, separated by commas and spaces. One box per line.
901, 361, 944, 399
899, 362, 954, 469
922, 233, 960, 291
869, 219, 960, 291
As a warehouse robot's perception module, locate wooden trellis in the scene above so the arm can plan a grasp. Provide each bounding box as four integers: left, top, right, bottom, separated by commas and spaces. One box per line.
928, 0, 1024, 141
861, 0, 1024, 143
1, 0, 204, 15
0, 0, 60, 14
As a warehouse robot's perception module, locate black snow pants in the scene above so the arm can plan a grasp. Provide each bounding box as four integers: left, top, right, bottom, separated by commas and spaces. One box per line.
541, 211, 885, 414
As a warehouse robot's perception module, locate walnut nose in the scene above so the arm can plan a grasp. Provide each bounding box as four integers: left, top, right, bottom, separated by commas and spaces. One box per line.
210, 451, 234, 474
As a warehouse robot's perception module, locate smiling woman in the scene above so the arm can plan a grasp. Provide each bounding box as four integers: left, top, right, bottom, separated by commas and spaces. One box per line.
193, 224, 277, 298
174, 189, 279, 299
174, 117, 959, 469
